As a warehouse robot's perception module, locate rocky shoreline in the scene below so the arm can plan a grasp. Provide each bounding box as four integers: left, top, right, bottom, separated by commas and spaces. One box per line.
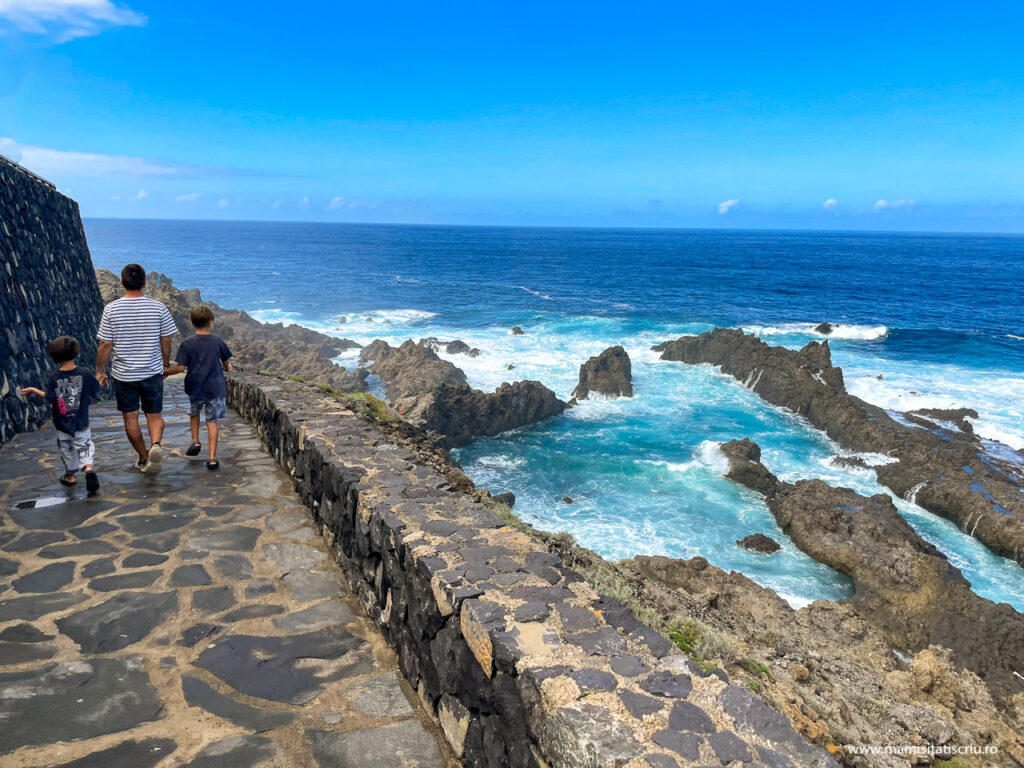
92, 275, 1024, 764
655, 328, 1024, 569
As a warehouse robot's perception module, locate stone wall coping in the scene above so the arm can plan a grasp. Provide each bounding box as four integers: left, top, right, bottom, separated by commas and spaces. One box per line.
228, 372, 838, 768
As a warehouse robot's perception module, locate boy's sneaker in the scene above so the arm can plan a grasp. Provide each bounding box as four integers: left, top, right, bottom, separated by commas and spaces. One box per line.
85, 471, 100, 495
144, 443, 163, 473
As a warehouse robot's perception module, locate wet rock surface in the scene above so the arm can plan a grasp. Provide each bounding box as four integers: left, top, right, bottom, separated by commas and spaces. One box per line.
226, 372, 840, 768
571, 345, 633, 400
655, 328, 1024, 571
0, 383, 447, 767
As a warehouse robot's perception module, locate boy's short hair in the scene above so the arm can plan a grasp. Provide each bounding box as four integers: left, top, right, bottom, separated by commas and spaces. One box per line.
190, 305, 215, 328
121, 263, 146, 291
49, 336, 80, 364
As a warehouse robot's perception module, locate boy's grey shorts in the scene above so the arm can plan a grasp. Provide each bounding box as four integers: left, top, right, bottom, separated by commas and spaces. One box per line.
189, 396, 227, 422
57, 428, 95, 473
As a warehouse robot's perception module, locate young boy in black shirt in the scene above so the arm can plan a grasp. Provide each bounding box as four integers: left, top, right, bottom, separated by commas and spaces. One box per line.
164, 305, 233, 469
21, 336, 102, 494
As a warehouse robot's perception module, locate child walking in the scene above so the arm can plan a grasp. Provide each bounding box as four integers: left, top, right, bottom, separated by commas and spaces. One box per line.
164, 306, 233, 469
20, 336, 102, 494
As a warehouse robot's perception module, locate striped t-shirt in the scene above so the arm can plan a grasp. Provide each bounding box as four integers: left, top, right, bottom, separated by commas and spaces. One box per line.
97, 297, 178, 382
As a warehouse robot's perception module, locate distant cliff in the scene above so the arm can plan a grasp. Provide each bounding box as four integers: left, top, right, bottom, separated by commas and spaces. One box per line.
0, 155, 104, 446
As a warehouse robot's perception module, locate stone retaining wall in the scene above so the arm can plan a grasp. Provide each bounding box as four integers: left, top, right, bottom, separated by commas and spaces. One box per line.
0, 154, 104, 445
228, 373, 839, 768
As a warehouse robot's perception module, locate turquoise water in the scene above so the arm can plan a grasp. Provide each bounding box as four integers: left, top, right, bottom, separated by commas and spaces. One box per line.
85, 221, 1024, 609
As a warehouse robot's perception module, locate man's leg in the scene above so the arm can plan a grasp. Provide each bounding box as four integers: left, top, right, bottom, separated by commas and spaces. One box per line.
139, 374, 165, 472
123, 411, 148, 461
144, 411, 165, 446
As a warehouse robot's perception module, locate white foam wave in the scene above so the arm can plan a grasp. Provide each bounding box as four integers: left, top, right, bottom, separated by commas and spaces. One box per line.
517, 286, 554, 300
1007, 334, 1024, 341
745, 322, 888, 341
473, 455, 527, 470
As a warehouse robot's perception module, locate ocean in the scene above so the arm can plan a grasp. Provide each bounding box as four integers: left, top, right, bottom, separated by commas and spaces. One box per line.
85, 219, 1024, 610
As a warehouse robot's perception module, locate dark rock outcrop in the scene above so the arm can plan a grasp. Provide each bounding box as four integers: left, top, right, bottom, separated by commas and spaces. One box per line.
720, 438, 1024, 706
510, 326, 525, 335
2, 157, 104, 446
737, 533, 780, 554
364, 340, 565, 448
419, 338, 481, 358
813, 322, 833, 335
656, 328, 1024, 568
96, 270, 367, 393
571, 346, 633, 400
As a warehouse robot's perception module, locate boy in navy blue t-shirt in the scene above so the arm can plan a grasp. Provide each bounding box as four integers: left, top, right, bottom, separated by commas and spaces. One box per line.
20, 336, 102, 494
164, 306, 233, 469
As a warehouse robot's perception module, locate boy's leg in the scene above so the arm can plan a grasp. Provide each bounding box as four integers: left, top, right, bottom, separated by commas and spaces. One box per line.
207, 419, 219, 460
77, 430, 100, 493
57, 433, 79, 482
75, 429, 95, 470
190, 412, 201, 443
207, 398, 226, 462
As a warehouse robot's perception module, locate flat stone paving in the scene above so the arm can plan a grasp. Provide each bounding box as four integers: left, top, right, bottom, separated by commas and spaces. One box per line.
0, 381, 452, 768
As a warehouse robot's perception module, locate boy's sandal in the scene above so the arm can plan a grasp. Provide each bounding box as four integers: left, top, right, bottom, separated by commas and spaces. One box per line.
186, 442, 203, 456
206, 460, 220, 471
60, 475, 76, 487
85, 471, 100, 494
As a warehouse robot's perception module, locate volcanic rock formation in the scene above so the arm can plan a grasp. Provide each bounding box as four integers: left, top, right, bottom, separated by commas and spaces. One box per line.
719, 437, 1024, 706
571, 346, 633, 400
360, 339, 565, 448
655, 328, 1024, 568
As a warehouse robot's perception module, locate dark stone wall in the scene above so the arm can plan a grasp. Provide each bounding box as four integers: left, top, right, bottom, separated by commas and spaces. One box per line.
228, 373, 839, 768
0, 155, 104, 445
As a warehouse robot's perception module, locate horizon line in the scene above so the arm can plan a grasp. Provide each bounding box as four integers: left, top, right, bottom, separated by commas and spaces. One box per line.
81, 216, 1024, 239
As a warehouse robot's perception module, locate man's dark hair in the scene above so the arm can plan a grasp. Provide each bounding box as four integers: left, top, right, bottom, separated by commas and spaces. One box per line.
190, 305, 215, 328
48, 336, 80, 364
121, 263, 146, 291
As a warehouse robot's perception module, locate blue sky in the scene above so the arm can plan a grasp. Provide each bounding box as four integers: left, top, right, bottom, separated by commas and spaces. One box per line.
2, 1, 1023, 230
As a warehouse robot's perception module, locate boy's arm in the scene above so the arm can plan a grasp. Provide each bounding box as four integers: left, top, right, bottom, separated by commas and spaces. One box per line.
164, 364, 186, 377
19, 387, 45, 398
220, 340, 233, 372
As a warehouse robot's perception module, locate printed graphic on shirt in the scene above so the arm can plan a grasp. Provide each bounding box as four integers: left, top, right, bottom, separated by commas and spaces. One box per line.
55, 375, 84, 417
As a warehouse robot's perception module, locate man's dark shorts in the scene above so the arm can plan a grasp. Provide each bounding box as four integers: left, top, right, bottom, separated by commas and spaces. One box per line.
112, 374, 164, 414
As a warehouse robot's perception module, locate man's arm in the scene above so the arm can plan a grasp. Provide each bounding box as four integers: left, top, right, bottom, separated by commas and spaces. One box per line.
96, 340, 113, 387
160, 336, 173, 368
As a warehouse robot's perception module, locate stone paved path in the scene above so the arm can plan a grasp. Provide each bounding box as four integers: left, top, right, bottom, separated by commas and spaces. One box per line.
0, 381, 452, 768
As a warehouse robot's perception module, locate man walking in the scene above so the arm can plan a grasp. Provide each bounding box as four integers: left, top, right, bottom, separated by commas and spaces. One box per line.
96, 264, 178, 472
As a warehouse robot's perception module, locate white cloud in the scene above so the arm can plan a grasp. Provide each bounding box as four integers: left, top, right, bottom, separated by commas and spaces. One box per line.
717, 199, 740, 215
298, 196, 310, 209
1, 136, 179, 177
174, 192, 199, 203
823, 198, 838, 210
326, 196, 345, 211
216, 198, 229, 208
130, 188, 147, 200
875, 198, 915, 211
0, 0, 146, 42
272, 199, 282, 209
